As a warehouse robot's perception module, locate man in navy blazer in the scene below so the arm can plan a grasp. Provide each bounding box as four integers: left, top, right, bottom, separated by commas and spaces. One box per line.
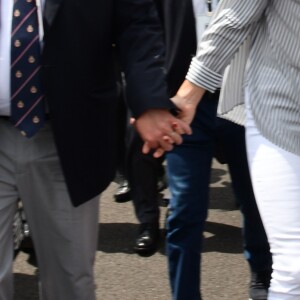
0, 0, 190, 299
42, 0, 190, 206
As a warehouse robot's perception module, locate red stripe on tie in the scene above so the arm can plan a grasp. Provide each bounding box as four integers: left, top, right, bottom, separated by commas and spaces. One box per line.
11, 66, 41, 100
14, 94, 44, 127
11, 7, 37, 37
11, 35, 39, 68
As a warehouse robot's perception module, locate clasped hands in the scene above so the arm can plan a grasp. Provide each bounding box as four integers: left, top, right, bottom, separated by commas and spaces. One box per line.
133, 107, 191, 158
134, 80, 206, 157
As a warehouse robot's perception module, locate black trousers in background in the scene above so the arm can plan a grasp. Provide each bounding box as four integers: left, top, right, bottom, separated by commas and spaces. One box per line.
127, 128, 164, 224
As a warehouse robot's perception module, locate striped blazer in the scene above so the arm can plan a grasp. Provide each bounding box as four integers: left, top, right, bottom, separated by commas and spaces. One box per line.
186, 0, 300, 156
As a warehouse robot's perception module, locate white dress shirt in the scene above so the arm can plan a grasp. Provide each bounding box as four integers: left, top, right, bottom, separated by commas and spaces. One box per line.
192, 0, 218, 16
0, 0, 13, 115
192, 0, 219, 45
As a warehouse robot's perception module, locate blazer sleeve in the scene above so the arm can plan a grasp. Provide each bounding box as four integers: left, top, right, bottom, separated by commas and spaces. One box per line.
186, 0, 269, 92
115, 0, 173, 118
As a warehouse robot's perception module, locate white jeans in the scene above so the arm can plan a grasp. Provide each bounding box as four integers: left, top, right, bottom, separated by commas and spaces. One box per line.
245, 93, 300, 299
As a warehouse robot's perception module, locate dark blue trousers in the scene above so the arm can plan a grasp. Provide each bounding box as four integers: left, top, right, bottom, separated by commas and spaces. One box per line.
166, 93, 271, 300
166, 93, 217, 300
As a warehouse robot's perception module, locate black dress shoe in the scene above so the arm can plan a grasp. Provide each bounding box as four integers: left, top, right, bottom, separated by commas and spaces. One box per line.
134, 223, 160, 254
114, 180, 131, 203
249, 269, 272, 300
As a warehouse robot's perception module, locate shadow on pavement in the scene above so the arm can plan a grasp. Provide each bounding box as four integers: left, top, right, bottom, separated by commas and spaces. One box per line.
210, 166, 238, 211
209, 182, 237, 211
203, 221, 242, 254
97, 223, 138, 254
14, 273, 38, 300
210, 167, 228, 185
98, 222, 168, 256
158, 221, 242, 256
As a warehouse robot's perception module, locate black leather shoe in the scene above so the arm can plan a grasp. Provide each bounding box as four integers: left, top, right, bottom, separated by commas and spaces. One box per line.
114, 180, 131, 203
134, 223, 160, 255
249, 269, 272, 300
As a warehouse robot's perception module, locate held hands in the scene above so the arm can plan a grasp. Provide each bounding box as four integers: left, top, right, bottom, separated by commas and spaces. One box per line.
134, 109, 192, 157
152, 80, 206, 156
135, 80, 206, 157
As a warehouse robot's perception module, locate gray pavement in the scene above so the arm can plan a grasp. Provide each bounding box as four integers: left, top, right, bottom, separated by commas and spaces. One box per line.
13, 160, 250, 300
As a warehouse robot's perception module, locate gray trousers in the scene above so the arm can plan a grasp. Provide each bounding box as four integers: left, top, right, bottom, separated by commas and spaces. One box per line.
0, 119, 99, 300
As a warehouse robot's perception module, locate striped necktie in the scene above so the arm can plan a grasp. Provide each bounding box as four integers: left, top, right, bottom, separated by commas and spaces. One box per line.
11, 0, 45, 138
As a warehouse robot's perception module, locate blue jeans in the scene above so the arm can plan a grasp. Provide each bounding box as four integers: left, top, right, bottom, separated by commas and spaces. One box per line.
166, 94, 271, 300
166, 93, 218, 300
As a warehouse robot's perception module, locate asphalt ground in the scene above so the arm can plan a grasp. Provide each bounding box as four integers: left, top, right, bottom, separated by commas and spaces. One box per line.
13, 160, 250, 300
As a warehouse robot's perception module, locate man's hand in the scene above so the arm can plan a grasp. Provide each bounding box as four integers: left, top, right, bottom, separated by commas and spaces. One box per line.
140, 80, 207, 157
134, 108, 192, 155
135, 81, 206, 157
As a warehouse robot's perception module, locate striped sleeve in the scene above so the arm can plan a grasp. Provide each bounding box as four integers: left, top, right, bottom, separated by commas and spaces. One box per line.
187, 0, 268, 92
186, 58, 223, 93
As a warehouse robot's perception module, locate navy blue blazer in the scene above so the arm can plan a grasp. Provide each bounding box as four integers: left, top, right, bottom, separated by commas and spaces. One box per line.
42, 0, 171, 206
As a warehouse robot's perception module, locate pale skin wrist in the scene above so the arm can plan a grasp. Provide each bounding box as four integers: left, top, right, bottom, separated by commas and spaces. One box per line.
175, 79, 206, 110
171, 79, 207, 126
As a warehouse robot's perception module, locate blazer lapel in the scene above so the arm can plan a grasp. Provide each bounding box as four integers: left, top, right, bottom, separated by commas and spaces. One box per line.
44, 0, 63, 29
